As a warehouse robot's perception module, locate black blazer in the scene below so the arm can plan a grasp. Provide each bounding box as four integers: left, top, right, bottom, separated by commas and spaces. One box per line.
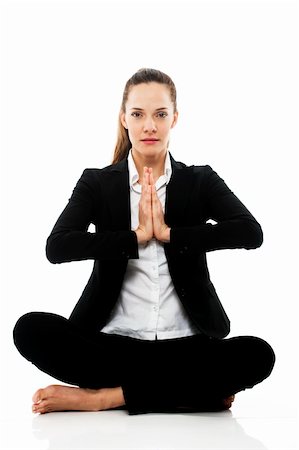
46, 152, 263, 339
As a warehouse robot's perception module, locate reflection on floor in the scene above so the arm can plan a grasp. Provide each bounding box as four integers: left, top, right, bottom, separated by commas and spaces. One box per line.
0, 390, 297, 450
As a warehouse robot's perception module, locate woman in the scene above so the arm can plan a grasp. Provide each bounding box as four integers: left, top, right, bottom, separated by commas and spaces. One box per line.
13, 68, 275, 415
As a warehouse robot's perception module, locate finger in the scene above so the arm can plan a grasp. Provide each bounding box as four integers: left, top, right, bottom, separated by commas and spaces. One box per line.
149, 168, 155, 186
141, 187, 151, 210
147, 185, 152, 197
147, 171, 151, 186
151, 184, 159, 201
151, 184, 156, 198
151, 187, 162, 217
143, 167, 151, 190
141, 168, 148, 196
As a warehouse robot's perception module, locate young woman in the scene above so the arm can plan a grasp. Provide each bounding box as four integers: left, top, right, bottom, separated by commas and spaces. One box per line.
13, 68, 275, 415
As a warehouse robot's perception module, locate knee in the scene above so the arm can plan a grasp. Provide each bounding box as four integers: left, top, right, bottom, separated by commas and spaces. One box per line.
13, 312, 39, 352
13, 311, 53, 356
251, 336, 276, 381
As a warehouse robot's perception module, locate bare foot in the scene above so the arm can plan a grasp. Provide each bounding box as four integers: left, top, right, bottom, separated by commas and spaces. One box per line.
222, 394, 235, 410
32, 385, 126, 414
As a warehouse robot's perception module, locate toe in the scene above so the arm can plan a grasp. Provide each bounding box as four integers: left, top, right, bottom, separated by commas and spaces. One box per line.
32, 399, 49, 414
222, 395, 235, 409
32, 388, 44, 404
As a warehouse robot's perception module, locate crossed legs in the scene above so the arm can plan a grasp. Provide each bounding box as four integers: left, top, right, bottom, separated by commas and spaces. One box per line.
13, 312, 275, 415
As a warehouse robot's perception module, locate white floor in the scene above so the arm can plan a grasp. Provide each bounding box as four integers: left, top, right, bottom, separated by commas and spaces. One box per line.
1, 358, 298, 450
0, 402, 297, 450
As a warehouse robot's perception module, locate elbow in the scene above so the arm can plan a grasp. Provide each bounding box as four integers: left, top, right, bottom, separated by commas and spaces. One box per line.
244, 220, 263, 249
256, 223, 264, 248
46, 236, 62, 264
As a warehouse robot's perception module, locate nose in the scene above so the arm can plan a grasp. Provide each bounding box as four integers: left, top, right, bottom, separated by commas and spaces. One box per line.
143, 117, 157, 133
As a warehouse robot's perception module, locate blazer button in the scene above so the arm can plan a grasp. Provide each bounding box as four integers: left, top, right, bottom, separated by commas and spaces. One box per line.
179, 246, 188, 255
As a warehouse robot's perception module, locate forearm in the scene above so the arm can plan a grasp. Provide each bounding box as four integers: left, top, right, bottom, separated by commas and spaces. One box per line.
169, 218, 263, 256
167, 164, 263, 256
46, 229, 139, 263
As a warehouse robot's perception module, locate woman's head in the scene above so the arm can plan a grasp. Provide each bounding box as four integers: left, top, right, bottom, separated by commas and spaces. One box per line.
112, 68, 178, 164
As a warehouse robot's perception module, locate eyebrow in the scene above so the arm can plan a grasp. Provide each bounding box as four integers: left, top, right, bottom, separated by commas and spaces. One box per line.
130, 107, 169, 111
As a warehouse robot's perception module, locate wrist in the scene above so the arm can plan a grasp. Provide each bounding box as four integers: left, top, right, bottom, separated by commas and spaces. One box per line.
161, 226, 171, 243
135, 228, 148, 245
135, 229, 142, 244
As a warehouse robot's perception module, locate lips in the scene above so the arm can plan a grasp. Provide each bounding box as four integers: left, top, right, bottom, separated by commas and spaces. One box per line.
141, 139, 159, 141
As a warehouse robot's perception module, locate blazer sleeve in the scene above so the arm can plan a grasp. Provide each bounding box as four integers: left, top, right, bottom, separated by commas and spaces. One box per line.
46, 169, 139, 264
169, 165, 263, 256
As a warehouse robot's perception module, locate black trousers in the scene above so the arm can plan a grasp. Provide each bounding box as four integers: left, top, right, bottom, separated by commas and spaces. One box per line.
13, 312, 275, 415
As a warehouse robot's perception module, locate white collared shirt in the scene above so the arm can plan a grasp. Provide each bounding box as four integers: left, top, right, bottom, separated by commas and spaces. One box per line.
100, 149, 200, 340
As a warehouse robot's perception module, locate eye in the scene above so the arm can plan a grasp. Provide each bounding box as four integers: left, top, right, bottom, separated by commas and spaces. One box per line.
157, 111, 168, 118
131, 112, 142, 118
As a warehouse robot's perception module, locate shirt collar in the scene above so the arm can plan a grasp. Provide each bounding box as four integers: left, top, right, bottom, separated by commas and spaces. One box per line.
128, 148, 172, 188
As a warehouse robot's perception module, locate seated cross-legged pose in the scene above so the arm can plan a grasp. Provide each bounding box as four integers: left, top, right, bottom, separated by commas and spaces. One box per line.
13, 68, 275, 415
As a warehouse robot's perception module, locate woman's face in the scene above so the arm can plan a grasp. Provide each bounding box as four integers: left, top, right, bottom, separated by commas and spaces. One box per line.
121, 82, 178, 159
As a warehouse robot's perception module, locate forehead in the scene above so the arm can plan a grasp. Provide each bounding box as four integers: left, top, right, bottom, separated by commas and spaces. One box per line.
126, 82, 172, 108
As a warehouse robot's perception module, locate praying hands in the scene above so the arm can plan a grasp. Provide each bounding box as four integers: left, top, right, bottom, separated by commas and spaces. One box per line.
134, 167, 171, 244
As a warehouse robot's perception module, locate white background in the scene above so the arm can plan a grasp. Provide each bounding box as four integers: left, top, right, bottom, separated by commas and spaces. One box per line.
0, 0, 298, 449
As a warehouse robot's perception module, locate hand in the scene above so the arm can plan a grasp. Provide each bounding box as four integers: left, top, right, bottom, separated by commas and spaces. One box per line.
135, 167, 170, 244
148, 168, 171, 242
134, 167, 154, 244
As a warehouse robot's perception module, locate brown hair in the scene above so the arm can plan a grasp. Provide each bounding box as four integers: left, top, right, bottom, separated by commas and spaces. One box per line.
111, 68, 177, 164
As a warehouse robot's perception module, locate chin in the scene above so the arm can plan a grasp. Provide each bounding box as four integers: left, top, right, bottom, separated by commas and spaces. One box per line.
136, 144, 166, 154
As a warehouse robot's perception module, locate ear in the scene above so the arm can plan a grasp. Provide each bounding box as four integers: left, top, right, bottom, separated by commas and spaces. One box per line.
171, 111, 179, 129
120, 112, 127, 129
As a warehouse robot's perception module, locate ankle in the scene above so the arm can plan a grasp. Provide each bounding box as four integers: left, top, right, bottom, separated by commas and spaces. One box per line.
102, 387, 125, 410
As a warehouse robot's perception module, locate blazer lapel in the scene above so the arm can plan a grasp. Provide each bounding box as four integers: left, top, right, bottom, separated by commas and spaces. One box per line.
165, 153, 194, 227
102, 158, 131, 231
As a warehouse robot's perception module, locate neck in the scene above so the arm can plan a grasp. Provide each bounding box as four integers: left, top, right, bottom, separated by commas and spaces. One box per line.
132, 148, 167, 184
